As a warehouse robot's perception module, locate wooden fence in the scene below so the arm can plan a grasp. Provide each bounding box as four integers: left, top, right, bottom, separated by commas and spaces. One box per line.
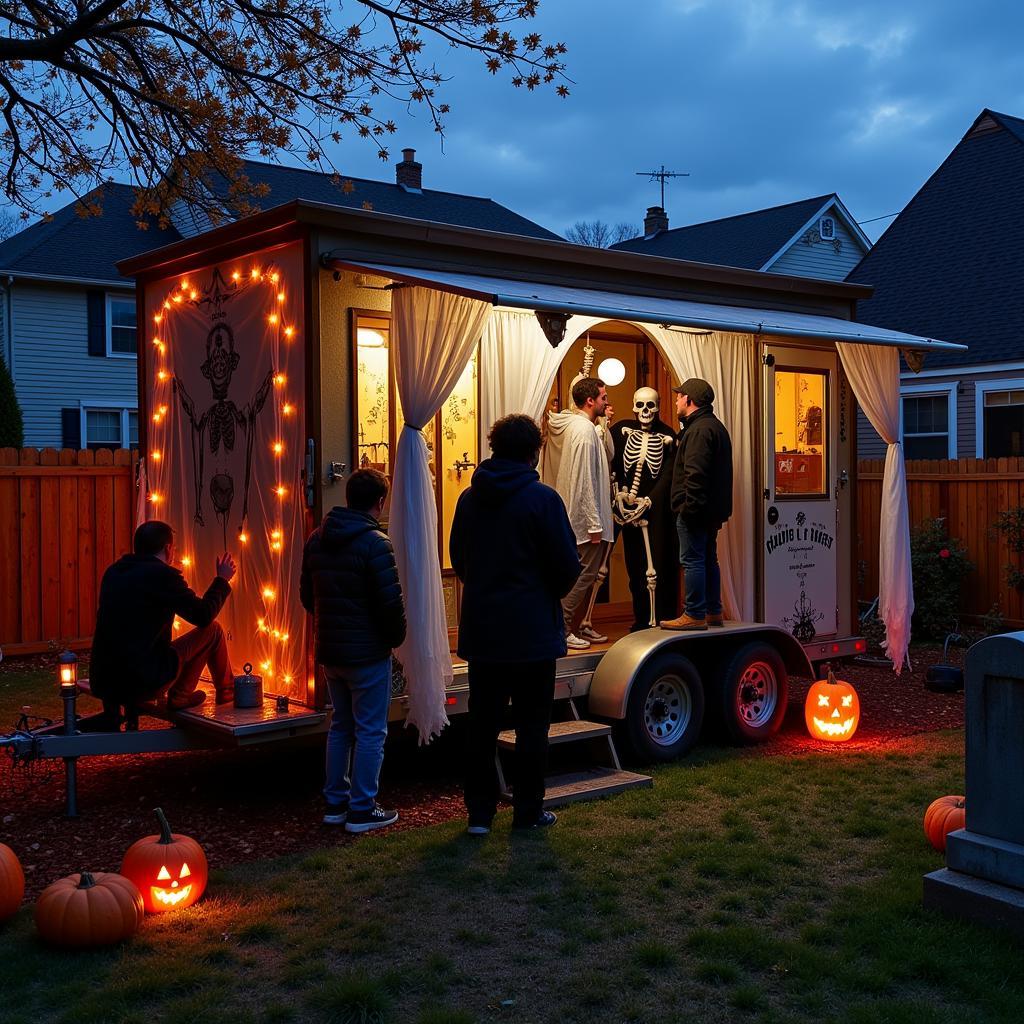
857, 457, 1024, 625
0, 448, 138, 655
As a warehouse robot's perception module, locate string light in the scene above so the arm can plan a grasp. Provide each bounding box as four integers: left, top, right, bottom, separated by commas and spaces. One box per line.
151, 450, 161, 462
148, 492, 162, 504
172, 294, 183, 303
262, 586, 276, 601
153, 314, 162, 324
181, 279, 189, 290
283, 674, 293, 686
277, 291, 285, 302
239, 532, 249, 544
190, 290, 198, 300
272, 441, 284, 456
232, 271, 241, 282
270, 529, 282, 540
274, 485, 287, 498
181, 556, 191, 568
273, 373, 286, 386
270, 272, 280, 284
268, 313, 279, 325
282, 403, 294, 416
157, 370, 168, 382
284, 326, 295, 339
250, 268, 261, 280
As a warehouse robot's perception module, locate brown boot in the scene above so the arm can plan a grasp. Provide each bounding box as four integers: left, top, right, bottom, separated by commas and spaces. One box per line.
707, 613, 725, 627
658, 613, 708, 631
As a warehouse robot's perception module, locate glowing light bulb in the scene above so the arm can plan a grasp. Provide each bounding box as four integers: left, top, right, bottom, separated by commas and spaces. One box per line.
260, 660, 271, 672
262, 586, 276, 601
180, 279, 189, 290
271, 541, 282, 552
270, 272, 280, 284
275, 486, 287, 498
284, 674, 293, 685
157, 370, 168, 382
282, 403, 294, 416
153, 313, 162, 324
172, 294, 182, 303
284, 326, 294, 339
150, 450, 161, 461
268, 313, 279, 325
272, 442, 284, 456
163, 301, 171, 310
232, 270, 241, 282
190, 290, 197, 300
273, 373, 286, 386
257, 617, 265, 629
239, 532, 249, 544
148, 492, 161, 504
181, 556, 191, 568
250, 268, 261, 280
152, 412, 162, 423
152, 337, 162, 347
277, 291, 285, 302
271, 529, 282, 540
281, 634, 289, 642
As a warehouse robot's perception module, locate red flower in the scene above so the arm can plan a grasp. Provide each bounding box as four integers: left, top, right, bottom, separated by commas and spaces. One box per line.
939, 548, 950, 559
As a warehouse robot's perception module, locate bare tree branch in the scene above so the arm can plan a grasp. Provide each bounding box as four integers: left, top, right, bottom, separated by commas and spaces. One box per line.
565, 220, 639, 248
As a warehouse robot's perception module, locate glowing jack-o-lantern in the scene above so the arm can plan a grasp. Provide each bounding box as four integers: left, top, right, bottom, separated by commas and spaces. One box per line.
120, 807, 208, 913
804, 669, 861, 742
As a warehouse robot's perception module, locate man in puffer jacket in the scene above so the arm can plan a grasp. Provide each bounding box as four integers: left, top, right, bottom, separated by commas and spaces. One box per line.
451, 414, 582, 833
300, 468, 406, 833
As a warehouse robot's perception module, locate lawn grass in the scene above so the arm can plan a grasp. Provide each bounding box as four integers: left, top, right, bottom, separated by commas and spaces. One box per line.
1, 729, 1019, 1024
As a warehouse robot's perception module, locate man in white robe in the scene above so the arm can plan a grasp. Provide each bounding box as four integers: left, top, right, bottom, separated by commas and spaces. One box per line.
543, 378, 614, 649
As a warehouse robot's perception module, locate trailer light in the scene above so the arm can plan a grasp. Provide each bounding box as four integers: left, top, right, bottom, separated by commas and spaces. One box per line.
855, 640, 865, 651
445, 697, 458, 706
832, 644, 840, 653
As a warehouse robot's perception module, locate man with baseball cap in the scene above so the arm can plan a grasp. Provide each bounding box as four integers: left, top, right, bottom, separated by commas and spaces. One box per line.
659, 378, 733, 631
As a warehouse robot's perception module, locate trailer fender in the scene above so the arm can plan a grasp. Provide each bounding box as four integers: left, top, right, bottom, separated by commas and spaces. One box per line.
588, 625, 814, 720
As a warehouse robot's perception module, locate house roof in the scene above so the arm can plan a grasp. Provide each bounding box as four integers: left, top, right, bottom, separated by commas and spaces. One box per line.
610, 194, 865, 270
847, 108, 1024, 369
0, 159, 561, 285
0, 184, 183, 285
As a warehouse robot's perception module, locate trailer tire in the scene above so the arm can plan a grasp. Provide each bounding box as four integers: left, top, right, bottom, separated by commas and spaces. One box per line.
717, 642, 788, 745
620, 652, 704, 763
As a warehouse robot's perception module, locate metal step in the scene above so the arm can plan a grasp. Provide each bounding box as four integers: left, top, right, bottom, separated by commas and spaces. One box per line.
542, 767, 652, 807
497, 719, 610, 750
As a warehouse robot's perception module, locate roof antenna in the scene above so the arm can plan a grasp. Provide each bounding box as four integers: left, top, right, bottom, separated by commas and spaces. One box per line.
635, 165, 690, 209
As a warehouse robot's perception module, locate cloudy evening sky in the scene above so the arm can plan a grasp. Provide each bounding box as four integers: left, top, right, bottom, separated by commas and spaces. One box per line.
324, 0, 1024, 243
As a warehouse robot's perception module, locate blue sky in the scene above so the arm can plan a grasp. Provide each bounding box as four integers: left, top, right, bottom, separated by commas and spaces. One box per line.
324, 0, 1024, 242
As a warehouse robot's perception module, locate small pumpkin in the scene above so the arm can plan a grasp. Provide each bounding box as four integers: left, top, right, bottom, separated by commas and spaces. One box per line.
804, 669, 861, 742
924, 795, 966, 852
0, 842, 25, 922
121, 807, 208, 913
35, 871, 143, 947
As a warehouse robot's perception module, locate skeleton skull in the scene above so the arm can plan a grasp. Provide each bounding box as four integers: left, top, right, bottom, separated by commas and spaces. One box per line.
632, 387, 660, 428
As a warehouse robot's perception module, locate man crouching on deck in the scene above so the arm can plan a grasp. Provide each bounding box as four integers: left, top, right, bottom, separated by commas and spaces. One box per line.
90, 520, 236, 725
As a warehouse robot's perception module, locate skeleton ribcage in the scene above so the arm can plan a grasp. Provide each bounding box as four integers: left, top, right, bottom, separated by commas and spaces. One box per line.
623, 430, 664, 486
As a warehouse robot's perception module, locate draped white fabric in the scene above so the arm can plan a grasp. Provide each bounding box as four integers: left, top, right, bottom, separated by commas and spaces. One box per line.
390, 286, 492, 741
651, 327, 758, 621
479, 310, 573, 446
837, 342, 913, 673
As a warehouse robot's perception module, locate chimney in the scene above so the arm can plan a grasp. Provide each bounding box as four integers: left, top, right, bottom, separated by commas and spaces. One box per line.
644, 206, 669, 236
396, 148, 422, 191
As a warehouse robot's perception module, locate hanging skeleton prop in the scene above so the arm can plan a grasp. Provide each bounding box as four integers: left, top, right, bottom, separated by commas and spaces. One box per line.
611, 388, 678, 629
173, 321, 274, 531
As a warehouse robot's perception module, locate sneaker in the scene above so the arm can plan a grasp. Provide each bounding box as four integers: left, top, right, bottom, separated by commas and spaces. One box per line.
345, 805, 399, 833
467, 821, 492, 836
565, 632, 591, 650
322, 804, 348, 826
167, 690, 206, 711
512, 810, 557, 830
578, 625, 608, 643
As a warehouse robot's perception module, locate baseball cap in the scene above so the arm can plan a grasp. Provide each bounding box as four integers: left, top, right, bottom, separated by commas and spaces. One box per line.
672, 378, 715, 406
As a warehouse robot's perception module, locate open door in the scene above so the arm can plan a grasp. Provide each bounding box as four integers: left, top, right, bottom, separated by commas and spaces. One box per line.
762, 345, 839, 641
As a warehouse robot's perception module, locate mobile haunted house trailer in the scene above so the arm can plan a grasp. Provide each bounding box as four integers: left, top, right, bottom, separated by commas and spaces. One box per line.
12, 198, 961, 813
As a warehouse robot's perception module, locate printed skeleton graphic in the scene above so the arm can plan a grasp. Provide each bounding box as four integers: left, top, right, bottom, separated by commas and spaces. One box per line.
612, 388, 675, 627
173, 320, 273, 533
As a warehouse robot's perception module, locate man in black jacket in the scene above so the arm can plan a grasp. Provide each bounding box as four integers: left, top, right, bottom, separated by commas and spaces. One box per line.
300, 468, 406, 833
450, 414, 582, 833
91, 521, 236, 720
660, 378, 733, 632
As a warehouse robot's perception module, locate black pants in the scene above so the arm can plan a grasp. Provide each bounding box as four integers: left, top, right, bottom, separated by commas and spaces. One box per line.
464, 659, 555, 827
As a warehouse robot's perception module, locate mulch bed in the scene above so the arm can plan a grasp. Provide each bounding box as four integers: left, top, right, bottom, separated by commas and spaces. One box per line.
0, 643, 966, 899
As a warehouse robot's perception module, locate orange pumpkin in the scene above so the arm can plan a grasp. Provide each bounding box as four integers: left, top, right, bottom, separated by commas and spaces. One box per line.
120, 807, 208, 913
0, 842, 25, 922
35, 871, 143, 947
924, 795, 966, 852
804, 670, 861, 742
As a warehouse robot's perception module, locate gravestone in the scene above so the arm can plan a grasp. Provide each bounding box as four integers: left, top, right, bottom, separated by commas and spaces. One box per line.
923, 632, 1024, 936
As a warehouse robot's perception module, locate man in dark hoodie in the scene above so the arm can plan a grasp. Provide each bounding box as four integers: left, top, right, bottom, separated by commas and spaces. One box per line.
90, 520, 236, 723
450, 414, 582, 834
300, 468, 406, 834
660, 378, 733, 632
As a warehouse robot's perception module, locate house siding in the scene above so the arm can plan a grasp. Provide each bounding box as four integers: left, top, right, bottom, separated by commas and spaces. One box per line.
769, 215, 867, 281
12, 282, 138, 447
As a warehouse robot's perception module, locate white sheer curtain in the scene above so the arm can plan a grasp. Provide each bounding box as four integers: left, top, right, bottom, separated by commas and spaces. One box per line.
390, 286, 492, 741
651, 327, 757, 621
479, 310, 573, 446
837, 342, 913, 673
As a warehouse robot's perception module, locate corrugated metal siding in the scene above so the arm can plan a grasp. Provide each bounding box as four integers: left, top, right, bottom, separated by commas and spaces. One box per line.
12, 283, 138, 447
769, 216, 867, 281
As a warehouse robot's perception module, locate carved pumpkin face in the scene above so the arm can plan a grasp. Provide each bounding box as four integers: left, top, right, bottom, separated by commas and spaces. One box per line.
805, 672, 860, 742
120, 808, 208, 914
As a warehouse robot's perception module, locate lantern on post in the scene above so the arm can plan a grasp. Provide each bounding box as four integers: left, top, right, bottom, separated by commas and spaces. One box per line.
57, 650, 78, 689
57, 650, 80, 817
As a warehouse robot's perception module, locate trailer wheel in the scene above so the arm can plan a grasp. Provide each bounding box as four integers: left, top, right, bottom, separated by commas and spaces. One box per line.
717, 642, 788, 744
620, 652, 704, 763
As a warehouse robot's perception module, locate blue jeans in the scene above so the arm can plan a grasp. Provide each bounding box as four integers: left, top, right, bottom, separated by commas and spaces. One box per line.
676, 517, 722, 619
323, 659, 391, 811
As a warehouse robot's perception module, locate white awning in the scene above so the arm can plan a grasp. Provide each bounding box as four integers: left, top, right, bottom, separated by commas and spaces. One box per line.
327, 258, 966, 352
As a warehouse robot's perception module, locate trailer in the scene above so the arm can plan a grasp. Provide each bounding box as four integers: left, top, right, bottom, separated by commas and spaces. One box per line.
2, 200, 964, 813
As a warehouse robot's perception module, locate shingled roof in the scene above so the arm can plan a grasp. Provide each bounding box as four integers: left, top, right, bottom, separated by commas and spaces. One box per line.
610, 194, 838, 269
847, 109, 1024, 369
0, 158, 561, 284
